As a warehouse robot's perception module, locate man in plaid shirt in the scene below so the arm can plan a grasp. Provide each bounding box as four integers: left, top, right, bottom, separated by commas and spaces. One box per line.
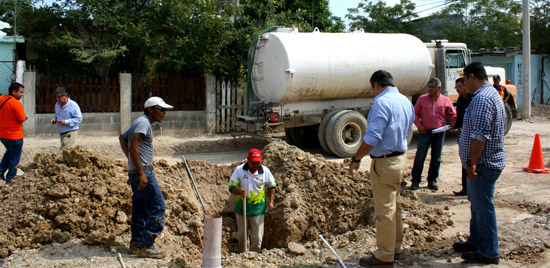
453, 62, 506, 264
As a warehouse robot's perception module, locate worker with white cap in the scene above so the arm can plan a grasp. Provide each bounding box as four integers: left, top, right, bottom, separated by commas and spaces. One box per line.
119, 96, 173, 259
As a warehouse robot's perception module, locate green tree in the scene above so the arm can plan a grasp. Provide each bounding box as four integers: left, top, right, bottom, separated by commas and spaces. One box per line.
532, 0, 550, 53
347, 0, 418, 33
434, 0, 522, 50
3, 0, 343, 81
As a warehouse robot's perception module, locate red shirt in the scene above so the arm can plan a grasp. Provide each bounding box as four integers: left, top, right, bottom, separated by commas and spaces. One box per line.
414, 94, 457, 130
0, 95, 26, 139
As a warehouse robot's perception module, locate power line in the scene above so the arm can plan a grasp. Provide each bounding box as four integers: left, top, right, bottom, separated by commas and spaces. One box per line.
415, 1, 451, 15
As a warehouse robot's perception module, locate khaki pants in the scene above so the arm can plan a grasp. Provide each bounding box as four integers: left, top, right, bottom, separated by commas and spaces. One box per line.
60, 130, 78, 151
236, 214, 264, 252
370, 154, 406, 262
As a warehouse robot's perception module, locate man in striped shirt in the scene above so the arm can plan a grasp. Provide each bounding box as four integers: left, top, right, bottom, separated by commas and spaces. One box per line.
453, 62, 505, 265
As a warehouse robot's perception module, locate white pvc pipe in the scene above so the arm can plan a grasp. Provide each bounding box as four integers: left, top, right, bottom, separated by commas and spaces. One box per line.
202, 215, 222, 268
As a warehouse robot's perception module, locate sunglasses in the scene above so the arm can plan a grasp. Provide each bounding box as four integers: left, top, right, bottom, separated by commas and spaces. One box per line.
152, 106, 167, 112
250, 161, 261, 165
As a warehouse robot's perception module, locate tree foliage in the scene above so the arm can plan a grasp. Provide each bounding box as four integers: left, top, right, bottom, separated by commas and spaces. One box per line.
0, 0, 342, 80
531, 0, 550, 53
347, 0, 418, 33
434, 0, 522, 50
345, 0, 529, 51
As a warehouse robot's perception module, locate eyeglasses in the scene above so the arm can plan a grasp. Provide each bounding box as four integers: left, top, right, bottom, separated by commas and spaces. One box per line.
250, 162, 261, 165
152, 106, 166, 112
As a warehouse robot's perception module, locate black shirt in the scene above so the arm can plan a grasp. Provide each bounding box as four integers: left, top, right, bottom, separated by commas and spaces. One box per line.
456, 93, 474, 129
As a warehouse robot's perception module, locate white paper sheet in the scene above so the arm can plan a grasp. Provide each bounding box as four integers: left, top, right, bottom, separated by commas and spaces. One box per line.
432, 125, 451, 133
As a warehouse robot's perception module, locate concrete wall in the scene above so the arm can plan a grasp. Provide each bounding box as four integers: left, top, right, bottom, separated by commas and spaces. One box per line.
24, 71, 212, 136
35, 111, 206, 136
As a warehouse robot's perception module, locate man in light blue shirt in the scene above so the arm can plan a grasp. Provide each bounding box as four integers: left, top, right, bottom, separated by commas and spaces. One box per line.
50, 87, 82, 151
349, 70, 414, 267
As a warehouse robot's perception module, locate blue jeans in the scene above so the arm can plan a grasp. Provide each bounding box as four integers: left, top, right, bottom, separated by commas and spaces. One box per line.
128, 169, 166, 247
460, 167, 468, 192
467, 164, 502, 258
411, 131, 445, 184
0, 138, 24, 184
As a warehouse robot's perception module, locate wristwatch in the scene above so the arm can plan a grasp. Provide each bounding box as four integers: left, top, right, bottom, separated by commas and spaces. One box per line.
467, 159, 477, 166
351, 156, 361, 163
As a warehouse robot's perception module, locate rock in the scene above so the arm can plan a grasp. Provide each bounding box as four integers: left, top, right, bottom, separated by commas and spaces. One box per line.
325, 255, 338, 264
288, 242, 307, 255
115, 211, 128, 223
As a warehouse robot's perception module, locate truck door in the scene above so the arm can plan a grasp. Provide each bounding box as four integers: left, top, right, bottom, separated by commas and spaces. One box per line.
444, 49, 467, 101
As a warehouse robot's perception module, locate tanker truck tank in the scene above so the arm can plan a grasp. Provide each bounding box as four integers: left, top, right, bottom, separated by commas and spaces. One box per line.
250, 28, 434, 105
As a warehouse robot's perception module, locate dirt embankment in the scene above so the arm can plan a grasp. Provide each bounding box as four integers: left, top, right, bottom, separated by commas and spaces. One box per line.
0, 142, 454, 267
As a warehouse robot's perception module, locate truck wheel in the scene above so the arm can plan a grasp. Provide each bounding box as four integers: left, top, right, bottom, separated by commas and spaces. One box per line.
287, 126, 320, 148
505, 103, 512, 135
318, 110, 345, 155
284, 128, 298, 145
326, 110, 367, 158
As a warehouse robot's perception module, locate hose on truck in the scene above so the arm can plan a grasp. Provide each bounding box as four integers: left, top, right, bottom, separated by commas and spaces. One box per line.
246, 26, 282, 116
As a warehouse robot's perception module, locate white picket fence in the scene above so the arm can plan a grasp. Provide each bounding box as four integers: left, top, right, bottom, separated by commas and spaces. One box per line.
216, 79, 245, 133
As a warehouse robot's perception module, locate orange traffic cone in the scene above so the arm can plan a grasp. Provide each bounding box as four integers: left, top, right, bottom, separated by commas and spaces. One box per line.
523, 134, 550, 173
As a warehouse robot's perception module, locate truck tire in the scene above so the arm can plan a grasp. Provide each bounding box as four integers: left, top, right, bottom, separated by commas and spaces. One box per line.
318, 110, 345, 155
325, 110, 368, 158
505, 103, 512, 135
287, 126, 320, 148
284, 128, 298, 145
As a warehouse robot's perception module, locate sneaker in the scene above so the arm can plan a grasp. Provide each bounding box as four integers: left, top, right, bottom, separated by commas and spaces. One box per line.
409, 182, 420, 190
461, 251, 500, 264
137, 245, 167, 259
428, 182, 438, 191
358, 255, 394, 267
452, 241, 478, 253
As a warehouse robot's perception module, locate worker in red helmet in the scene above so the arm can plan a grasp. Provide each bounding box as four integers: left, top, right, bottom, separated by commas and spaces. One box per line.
229, 148, 277, 252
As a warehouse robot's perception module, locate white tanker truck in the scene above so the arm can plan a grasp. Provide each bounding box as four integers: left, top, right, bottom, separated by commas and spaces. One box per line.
237, 27, 516, 157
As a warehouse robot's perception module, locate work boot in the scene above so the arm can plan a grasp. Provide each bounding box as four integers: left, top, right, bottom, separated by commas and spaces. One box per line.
453, 189, 467, 196
137, 245, 168, 259
409, 182, 420, 190
461, 252, 500, 264
452, 241, 478, 253
358, 255, 394, 267
428, 182, 438, 191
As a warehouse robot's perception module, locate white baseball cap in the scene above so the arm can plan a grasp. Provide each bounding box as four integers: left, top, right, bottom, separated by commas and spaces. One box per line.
144, 96, 174, 109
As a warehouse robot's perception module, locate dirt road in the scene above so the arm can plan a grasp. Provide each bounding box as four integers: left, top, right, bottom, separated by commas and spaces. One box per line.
1, 115, 550, 267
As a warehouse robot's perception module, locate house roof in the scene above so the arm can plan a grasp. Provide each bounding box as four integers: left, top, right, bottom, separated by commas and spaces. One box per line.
0, 36, 25, 43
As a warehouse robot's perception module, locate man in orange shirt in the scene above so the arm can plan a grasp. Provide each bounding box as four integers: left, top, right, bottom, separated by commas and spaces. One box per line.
0, 82, 27, 184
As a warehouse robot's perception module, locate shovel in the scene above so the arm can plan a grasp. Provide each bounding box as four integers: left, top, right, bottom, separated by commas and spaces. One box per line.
182, 155, 207, 214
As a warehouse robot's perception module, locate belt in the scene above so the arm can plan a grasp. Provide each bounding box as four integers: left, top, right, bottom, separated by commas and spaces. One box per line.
370, 151, 405, 159
60, 130, 77, 135
128, 166, 154, 174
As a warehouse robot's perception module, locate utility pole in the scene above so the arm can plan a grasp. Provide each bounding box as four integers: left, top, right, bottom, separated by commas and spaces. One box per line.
13, 0, 17, 77
522, 0, 531, 119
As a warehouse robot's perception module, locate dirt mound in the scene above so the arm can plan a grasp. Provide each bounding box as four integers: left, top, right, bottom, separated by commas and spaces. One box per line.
0, 143, 453, 267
